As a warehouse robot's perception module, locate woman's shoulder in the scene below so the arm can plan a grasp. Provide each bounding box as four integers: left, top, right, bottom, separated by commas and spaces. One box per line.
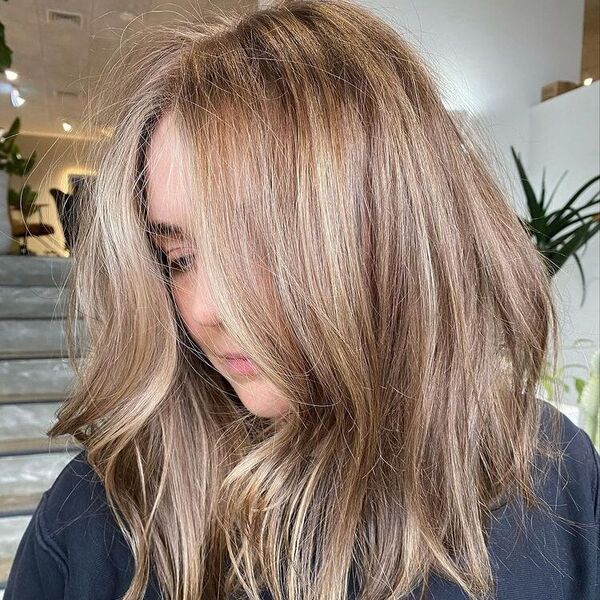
537, 399, 599, 517
482, 400, 599, 600
6, 404, 598, 600
40, 448, 113, 528
4, 449, 161, 600
27, 449, 127, 559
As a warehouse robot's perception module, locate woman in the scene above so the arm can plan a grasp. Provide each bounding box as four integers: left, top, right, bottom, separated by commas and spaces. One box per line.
5, 1, 598, 599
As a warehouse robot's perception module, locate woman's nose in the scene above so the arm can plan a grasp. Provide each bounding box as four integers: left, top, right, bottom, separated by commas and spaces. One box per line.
188, 265, 222, 328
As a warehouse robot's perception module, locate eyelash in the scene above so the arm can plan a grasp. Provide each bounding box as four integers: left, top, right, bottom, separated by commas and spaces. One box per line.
166, 254, 195, 274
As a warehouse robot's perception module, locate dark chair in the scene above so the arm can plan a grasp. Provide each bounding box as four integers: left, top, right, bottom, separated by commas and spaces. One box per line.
49, 188, 78, 253
9, 203, 56, 256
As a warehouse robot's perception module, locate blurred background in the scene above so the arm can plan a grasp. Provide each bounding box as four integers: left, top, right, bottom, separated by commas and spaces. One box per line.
0, 1, 598, 595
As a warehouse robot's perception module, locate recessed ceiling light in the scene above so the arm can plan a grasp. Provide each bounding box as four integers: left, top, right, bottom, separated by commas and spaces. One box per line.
10, 88, 25, 107
583, 77, 594, 86
4, 70, 18, 81
62, 121, 73, 132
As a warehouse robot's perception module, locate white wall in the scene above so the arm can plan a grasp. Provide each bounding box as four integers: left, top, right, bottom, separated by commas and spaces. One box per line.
357, 1, 597, 415
528, 81, 600, 380
357, 0, 586, 181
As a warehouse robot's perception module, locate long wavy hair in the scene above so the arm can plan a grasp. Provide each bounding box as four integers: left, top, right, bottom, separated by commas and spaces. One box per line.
49, 1, 567, 599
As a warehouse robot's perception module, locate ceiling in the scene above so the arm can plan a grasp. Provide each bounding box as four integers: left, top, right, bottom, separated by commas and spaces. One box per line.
0, 0, 589, 145
0, 0, 256, 140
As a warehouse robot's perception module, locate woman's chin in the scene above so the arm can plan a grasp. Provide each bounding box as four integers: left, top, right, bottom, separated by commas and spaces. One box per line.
231, 379, 292, 419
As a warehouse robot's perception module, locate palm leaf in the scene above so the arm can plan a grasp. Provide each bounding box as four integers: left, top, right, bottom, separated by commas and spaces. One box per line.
512, 147, 600, 294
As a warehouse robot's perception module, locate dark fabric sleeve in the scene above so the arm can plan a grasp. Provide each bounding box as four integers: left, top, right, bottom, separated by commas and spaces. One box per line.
556, 419, 600, 598
591, 436, 599, 519
4, 492, 67, 600
4, 451, 163, 600
585, 431, 600, 590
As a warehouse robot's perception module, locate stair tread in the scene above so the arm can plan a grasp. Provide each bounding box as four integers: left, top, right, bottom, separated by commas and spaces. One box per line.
0, 401, 77, 455
0, 319, 86, 360
0, 401, 61, 439
0, 358, 74, 401
0, 256, 72, 287
0, 449, 80, 584
0, 393, 68, 405
0, 286, 68, 319
0, 437, 78, 455
0, 451, 78, 514
0, 515, 31, 583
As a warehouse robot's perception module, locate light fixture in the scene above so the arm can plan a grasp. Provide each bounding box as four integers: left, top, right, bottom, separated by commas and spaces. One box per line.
4, 69, 18, 81
583, 77, 594, 86
62, 121, 73, 132
10, 87, 25, 107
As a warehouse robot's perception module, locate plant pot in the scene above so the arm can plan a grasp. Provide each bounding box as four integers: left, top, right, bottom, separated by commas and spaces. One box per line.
0, 171, 14, 254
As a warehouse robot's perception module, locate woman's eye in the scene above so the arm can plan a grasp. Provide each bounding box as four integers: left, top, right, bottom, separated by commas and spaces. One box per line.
166, 255, 195, 274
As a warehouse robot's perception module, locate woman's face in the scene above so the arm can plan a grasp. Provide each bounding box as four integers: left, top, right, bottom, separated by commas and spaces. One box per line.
145, 113, 291, 419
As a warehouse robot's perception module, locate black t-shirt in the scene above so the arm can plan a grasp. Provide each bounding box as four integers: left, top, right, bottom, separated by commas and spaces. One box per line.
4, 401, 600, 600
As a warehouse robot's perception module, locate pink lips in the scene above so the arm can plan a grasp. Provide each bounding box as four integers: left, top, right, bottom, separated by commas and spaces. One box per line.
221, 356, 259, 376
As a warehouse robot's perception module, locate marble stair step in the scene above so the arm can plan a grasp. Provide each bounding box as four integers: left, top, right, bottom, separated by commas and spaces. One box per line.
0, 256, 72, 287
0, 451, 80, 589
0, 436, 77, 456
0, 319, 86, 359
0, 358, 74, 404
0, 392, 68, 405
0, 286, 67, 319
0, 402, 78, 456
0, 515, 30, 585
0, 451, 77, 517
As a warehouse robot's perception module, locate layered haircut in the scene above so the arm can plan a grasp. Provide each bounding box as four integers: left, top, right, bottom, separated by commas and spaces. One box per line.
49, 1, 567, 598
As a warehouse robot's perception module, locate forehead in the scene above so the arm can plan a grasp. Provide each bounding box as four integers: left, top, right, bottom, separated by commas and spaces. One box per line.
145, 112, 193, 228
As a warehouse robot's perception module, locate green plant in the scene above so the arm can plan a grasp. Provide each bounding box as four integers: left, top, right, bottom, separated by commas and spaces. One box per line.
0, 117, 37, 177
577, 349, 600, 449
512, 146, 600, 306
0, 0, 12, 73
8, 184, 39, 219
541, 339, 600, 450
1, 117, 38, 236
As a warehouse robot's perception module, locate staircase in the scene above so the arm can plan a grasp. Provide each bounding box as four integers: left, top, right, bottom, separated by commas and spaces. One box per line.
0, 256, 82, 598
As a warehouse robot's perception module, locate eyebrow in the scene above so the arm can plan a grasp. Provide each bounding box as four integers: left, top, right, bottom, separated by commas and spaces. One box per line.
146, 221, 184, 237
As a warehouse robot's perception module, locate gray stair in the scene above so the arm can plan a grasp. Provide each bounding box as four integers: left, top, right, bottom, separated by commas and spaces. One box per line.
0, 515, 31, 584
0, 452, 81, 584
0, 403, 78, 455
0, 452, 77, 516
0, 319, 70, 359
0, 286, 67, 319
0, 255, 80, 592
0, 358, 74, 402
0, 256, 71, 287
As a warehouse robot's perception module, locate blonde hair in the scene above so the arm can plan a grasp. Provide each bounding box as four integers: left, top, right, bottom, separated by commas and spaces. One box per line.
50, 1, 566, 599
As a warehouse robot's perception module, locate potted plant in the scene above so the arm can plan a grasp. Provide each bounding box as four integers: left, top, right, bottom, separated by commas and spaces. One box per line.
512, 149, 600, 438
0, 117, 37, 253
8, 183, 39, 218
512, 146, 600, 306
0, 1, 14, 73
541, 340, 600, 450
577, 349, 600, 449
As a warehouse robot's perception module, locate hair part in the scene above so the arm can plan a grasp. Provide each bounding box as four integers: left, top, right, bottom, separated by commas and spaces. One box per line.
50, 1, 567, 599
